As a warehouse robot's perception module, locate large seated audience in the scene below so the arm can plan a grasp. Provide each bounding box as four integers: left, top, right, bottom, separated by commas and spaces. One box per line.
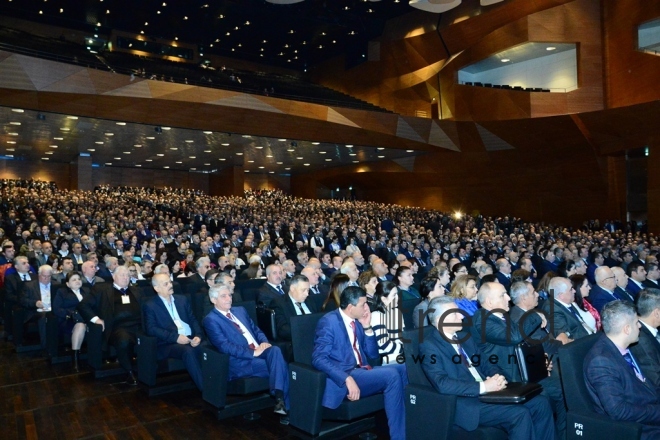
2, 178, 660, 438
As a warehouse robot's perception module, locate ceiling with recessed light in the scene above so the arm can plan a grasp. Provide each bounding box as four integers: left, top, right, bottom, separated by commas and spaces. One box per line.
0, 106, 425, 174
0, 0, 416, 71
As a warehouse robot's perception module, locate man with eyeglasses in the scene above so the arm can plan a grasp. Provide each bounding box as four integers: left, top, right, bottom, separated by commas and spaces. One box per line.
590, 266, 624, 314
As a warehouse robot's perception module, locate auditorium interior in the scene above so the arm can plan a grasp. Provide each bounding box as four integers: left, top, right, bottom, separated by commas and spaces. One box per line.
0, 0, 660, 439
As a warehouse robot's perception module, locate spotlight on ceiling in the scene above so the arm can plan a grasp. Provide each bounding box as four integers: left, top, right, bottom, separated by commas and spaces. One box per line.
155, 126, 163, 133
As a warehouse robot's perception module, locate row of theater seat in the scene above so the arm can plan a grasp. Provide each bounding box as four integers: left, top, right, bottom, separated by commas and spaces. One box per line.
5, 279, 644, 439
463, 82, 551, 92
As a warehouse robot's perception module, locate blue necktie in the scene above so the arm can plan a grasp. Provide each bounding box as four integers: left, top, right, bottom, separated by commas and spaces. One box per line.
277, 285, 285, 295
623, 352, 645, 381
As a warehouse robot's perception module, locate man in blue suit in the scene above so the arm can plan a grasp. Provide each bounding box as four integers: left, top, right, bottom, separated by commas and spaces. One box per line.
590, 266, 622, 313
420, 296, 555, 440
203, 284, 289, 415
311, 286, 407, 440
143, 273, 204, 391
584, 300, 660, 440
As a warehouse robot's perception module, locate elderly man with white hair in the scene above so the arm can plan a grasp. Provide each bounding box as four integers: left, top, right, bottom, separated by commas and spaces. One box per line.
78, 265, 145, 385
20, 264, 59, 349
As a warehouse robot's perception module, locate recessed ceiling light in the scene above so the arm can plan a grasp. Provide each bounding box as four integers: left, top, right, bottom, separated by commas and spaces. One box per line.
6, 141, 16, 144
134, 144, 142, 147
116, 122, 126, 125
135, 164, 142, 167
319, 151, 326, 154
269, 171, 275, 174
236, 152, 243, 155
278, 139, 286, 141
242, 135, 251, 138
164, 166, 170, 169
501, 58, 510, 63
157, 154, 164, 157
296, 157, 303, 160
60, 128, 70, 131
9, 122, 21, 125
45, 151, 53, 155
190, 168, 196, 171
5, 154, 13, 157
189, 156, 196, 159
170, 147, 178, 150
219, 158, 226, 161
377, 148, 385, 150
12, 109, 24, 113
66, 115, 77, 119
378, 155, 385, 158
176, 161, 183, 164
304, 163, 310, 166
42, 157, 49, 160
325, 159, 332, 162
105, 132, 114, 136
353, 160, 359, 163
406, 150, 414, 152
258, 166, 264, 169
146, 159, 153, 162
255, 146, 263, 149
185, 140, 193, 143
349, 153, 356, 156
8, 133, 18, 136
276, 162, 283, 165
266, 154, 273, 158
6, 148, 14, 151
312, 142, 320, 145
204, 150, 212, 153
147, 136, 155, 140
204, 163, 210, 166
248, 160, 255, 163
114, 157, 121, 160
87, 149, 95, 152
203, 131, 212, 134
245, 170, 250, 173
105, 163, 112, 165
546, 46, 556, 51
95, 141, 104, 145
49, 145, 58, 148
285, 167, 291, 170
221, 143, 230, 146
54, 137, 64, 141
123, 151, 131, 154
346, 144, 353, 148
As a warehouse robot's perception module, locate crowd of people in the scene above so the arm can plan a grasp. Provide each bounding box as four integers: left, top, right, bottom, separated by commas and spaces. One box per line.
1, 179, 660, 439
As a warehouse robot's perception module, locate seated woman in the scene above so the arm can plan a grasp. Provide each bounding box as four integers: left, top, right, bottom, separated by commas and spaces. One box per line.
413, 269, 450, 328
369, 281, 404, 365
450, 274, 479, 316
239, 261, 263, 280
358, 269, 379, 311
53, 271, 90, 372
570, 274, 600, 332
395, 265, 420, 301
57, 238, 70, 258
322, 273, 350, 312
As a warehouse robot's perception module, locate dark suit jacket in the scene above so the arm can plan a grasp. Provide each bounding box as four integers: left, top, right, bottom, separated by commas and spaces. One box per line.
589, 284, 620, 314
419, 329, 500, 431
509, 305, 563, 355
614, 286, 636, 303
495, 272, 512, 292
202, 306, 268, 380
4, 272, 34, 304
627, 279, 644, 298
271, 294, 321, 341
312, 309, 379, 408
77, 283, 143, 346
53, 286, 91, 322
143, 294, 203, 354
20, 280, 61, 310
643, 279, 660, 289
541, 298, 590, 340
585, 334, 660, 425
257, 282, 288, 307
470, 308, 541, 381
630, 324, 660, 388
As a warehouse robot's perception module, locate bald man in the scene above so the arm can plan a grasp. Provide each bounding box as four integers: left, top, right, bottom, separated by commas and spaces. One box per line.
590, 266, 623, 314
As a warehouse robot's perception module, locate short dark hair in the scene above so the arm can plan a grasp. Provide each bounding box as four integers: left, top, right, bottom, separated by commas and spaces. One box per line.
627, 261, 645, 277
65, 270, 82, 283
419, 276, 439, 299
340, 286, 366, 310
290, 274, 309, 288
636, 288, 660, 317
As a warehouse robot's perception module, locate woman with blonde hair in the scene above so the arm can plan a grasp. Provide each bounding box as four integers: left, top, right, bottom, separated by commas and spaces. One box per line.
450, 274, 479, 316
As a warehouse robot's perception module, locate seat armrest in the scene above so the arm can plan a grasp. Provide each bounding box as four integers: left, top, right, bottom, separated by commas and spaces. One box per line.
136, 332, 159, 386
256, 307, 277, 341
201, 345, 230, 408
289, 362, 327, 436
405, 384, 456, 440
45, 311, 59, 357
566, 411, 642, 440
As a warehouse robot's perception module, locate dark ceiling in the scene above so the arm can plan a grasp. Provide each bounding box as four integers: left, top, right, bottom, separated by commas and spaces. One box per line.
0, 0, 417, 71
0, 106, 425, 175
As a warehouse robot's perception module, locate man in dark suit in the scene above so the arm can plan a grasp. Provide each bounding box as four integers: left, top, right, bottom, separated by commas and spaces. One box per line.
612, 267, 637, 302
300, 267, 328, 297
312, 286, 407, 440
627, 261, 647, 298
494, 258, 512, 292
643, 263, 660, 289
420, 296, 555, 440
541, 277, 593, 340
584, 300, 660, 440
590, 266, 623, 313
78, 266, 144, 385
630, 289, 660, 388
257, 264, 288, 307
271, 274, 320, 341
203, 284, 289, 415
143, 273, 204, 391
20, 264, 59, 349
80, 261, 105, 287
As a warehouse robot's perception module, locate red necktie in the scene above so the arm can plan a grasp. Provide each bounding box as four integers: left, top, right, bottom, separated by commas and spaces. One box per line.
227, 312, 256, 349
350, 321, 371, 370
